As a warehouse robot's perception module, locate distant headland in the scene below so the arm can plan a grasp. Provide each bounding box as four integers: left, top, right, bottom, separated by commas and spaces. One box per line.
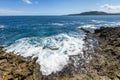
68, 11, 120, 16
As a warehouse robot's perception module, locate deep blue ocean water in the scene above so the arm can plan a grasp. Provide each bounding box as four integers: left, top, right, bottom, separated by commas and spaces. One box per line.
1, 16, 120, 46
0, 16, 120, 75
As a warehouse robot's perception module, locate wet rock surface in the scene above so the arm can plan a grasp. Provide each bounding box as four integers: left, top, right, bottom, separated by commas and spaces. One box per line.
77, 27, 120, 80
45, 27, 120, 80
0, 27, 120, 80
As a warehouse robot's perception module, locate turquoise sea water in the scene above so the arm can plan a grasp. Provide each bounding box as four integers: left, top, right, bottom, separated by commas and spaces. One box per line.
0, 16, 120, 75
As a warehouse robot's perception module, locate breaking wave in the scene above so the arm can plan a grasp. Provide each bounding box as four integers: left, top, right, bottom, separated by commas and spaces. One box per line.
91, 20, 106, 23
50, 23, 64, 26
78, 24, 97, 33
80, 24, 97, 29
5, 33, 85, 75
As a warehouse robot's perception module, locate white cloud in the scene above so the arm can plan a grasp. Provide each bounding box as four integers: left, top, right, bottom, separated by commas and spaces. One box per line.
100, 4, 120, 13
23, 0, 32, 4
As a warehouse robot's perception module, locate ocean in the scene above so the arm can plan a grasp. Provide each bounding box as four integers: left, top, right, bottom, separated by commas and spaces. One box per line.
0, 16, 120, 75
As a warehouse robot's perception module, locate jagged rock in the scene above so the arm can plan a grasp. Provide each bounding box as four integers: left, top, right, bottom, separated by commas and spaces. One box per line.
43, 27, 120, 80
0, 27, 120, 80
0, 48, 41, 80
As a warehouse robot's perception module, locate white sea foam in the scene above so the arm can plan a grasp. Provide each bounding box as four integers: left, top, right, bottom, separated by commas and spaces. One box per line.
51, 23, 64, 26
91, 20, 106, 23
5, 33, 85, 75
97, 22, 120, 28
80, 25, 97, 29
78, 25, 97, 33
107, 22, 120, 27
0, 25, 5, 29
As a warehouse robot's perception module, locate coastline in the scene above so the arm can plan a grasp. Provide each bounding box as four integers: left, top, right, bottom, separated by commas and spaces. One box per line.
0, 26, 120, 80
0, 47, 41, 80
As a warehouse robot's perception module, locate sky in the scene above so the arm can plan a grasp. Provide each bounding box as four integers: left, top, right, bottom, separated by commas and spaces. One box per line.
0, 0, 120, 15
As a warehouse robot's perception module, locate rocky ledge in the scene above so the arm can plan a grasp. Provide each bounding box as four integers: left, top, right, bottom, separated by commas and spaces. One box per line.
90, 27, 120, 80
0, 48, 41, 80
0, 27, 120, 80
73, 26, 120, 80
39, 27, 120, 80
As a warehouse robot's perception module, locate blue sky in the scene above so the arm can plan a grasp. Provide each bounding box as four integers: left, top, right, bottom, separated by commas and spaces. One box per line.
0, 0, 120, 15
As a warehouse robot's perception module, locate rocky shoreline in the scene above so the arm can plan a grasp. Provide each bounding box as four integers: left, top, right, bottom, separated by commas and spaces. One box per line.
0, 27, 120, 80
0, 48, 41, 80
74, 26, 120, 80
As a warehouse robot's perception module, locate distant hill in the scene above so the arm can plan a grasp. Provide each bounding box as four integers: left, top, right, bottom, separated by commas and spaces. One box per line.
68, 11, 120, 16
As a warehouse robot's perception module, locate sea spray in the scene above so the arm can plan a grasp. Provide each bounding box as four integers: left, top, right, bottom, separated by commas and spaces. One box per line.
6, 32, 85, 75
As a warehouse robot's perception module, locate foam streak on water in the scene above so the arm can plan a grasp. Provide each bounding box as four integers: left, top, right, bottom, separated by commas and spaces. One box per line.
0, 25, 5, 29
5, 33, 85, 75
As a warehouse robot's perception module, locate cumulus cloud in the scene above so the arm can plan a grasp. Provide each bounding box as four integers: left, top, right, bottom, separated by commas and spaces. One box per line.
23, 0, 32, 4
100, 4, 120, 13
